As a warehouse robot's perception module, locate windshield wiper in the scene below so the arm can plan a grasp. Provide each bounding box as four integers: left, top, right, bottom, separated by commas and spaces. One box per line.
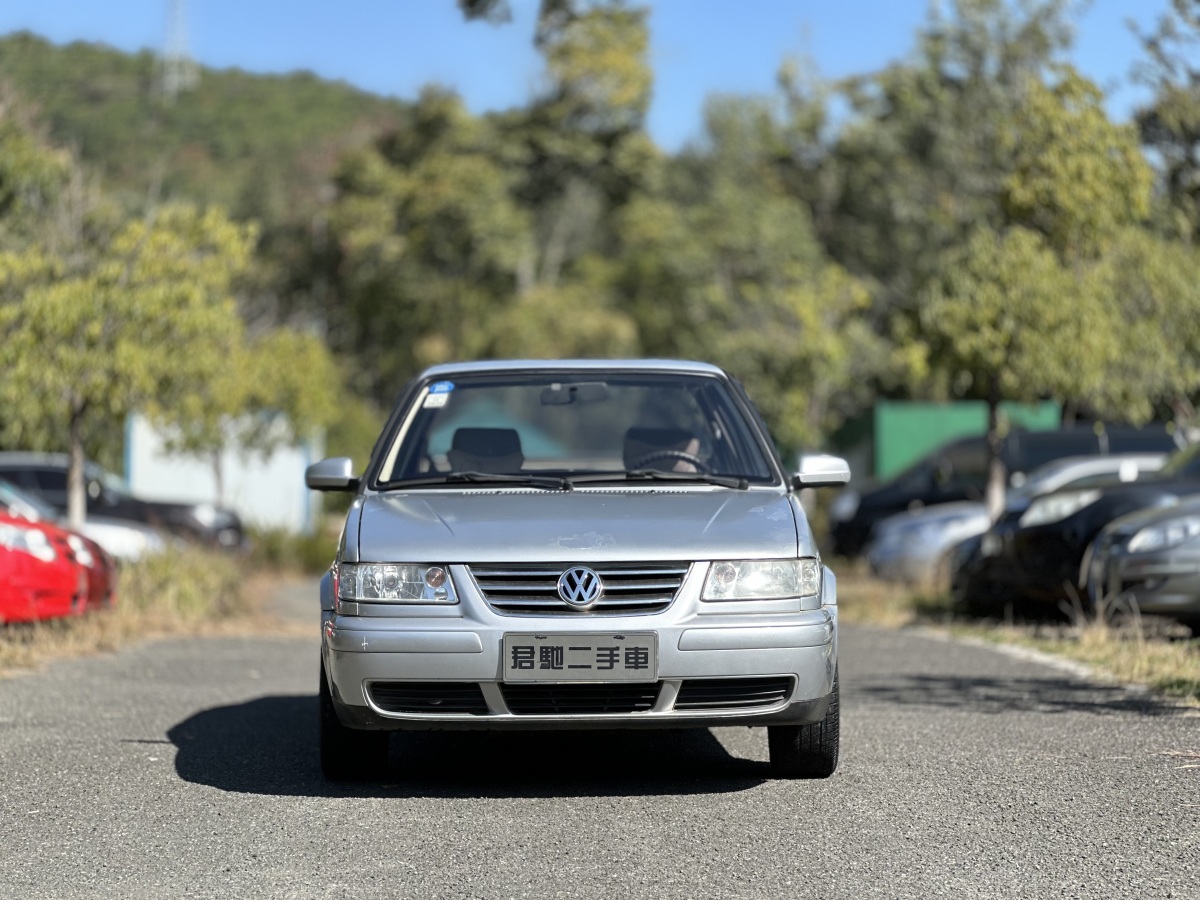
566, 470, 750, 490
381, 472, 572, 491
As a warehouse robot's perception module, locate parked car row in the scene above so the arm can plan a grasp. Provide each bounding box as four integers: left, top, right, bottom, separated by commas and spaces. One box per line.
865, 454, 1168, 584
0, 452, 246, 554
0, 451, 244, 626
840, 425, 1200, 632
830, 425, 1181, 557
953, 443, 1200, 631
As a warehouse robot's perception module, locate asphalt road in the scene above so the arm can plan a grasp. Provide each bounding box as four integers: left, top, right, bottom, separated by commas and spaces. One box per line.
0, 585, 1196, 900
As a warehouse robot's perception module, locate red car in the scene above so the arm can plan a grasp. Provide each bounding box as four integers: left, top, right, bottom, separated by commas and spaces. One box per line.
0, 482, 118, 615
0, 513, 89, 623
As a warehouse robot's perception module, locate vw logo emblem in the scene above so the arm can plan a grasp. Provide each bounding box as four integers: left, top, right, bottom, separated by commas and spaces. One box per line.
557, 567, 604, 608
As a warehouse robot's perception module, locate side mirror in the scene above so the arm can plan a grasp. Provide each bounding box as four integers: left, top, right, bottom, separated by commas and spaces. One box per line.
305, 457, 359, 492
792, 454, 851, 489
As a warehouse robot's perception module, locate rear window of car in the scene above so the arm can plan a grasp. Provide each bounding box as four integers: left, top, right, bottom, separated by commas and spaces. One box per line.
1006, 432, 1099, 471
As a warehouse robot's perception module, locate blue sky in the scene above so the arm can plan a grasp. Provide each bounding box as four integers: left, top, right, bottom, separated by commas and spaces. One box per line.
0, 1, 1169, 151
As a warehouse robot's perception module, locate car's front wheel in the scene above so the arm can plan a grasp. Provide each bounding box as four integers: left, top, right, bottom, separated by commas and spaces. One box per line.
319, 659, 390, 781
768, 671, 839, 779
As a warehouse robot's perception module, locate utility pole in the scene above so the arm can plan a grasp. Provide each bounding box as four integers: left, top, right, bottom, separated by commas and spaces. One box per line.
161, 0, 198, 103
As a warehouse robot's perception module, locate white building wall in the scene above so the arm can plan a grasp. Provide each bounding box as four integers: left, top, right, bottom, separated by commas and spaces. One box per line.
126, 413, 322, 534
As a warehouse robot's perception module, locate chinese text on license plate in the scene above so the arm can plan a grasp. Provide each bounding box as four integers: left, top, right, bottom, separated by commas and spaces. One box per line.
502, 633, 657, 682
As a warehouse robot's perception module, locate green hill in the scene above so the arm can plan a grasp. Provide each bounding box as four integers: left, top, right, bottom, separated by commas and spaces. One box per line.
0, 30, 412, 225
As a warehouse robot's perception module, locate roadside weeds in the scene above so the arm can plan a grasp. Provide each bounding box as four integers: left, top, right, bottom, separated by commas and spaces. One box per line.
0, 546, 303, 676
835, 563, 1200, 705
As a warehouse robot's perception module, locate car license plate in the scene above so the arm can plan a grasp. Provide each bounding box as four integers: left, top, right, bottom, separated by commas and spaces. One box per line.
502, 633, 657, 682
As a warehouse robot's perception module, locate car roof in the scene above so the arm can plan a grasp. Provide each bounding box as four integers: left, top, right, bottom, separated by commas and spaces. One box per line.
1028, 453, 1166, 478
416, 359, 728, 379
0, 451, 71, 467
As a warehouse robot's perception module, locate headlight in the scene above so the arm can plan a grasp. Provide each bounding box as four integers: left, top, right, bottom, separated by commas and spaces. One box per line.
703, 558, 820, 601
0, 522, 57, 563
830, 491, 860, 522
1018, 490, 1101, 528
192, 504, 219, 528
66, 534, 96, 568
1128, 516, 1200, 553
337, 563, 458, 604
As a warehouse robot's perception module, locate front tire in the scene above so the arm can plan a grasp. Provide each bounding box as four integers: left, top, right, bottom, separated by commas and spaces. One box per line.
319, 659, 390, 781
768, 671, 839, 779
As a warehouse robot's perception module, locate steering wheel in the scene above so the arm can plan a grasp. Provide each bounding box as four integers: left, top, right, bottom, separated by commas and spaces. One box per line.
628, 449, 711, 473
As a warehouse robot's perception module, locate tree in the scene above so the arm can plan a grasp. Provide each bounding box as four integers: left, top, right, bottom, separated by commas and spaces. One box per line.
0, 86, 70, 236
614, 97, 892, 454
325, 3, 656, 404
1133, 0, 1200, 242
326, 89, 531, 401
1084, 228, 1200, 427
0, 202, 255, 527
1002, 69, 1152, 261
155, 326, 342, 505
920, 227, 1090, 517
812, 0, 1076, 311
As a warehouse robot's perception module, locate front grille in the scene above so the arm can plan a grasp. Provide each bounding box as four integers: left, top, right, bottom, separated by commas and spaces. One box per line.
674, 677, 794, 711
501, 682, 661, 715
368, 682, 489, 715
470, 563, 689, 615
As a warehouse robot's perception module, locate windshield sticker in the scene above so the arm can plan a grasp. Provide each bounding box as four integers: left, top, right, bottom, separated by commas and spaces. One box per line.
423, 392, 450, 408
429, 381, 455, 394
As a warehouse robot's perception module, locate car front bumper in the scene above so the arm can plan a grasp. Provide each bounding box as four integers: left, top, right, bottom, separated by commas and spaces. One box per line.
321, 564, 838, 731
1090, 545, 1200, 618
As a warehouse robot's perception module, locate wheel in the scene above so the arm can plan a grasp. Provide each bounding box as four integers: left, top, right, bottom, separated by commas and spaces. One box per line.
319, 659, 390, 781
628, 449, 710, 472
768, 670, 839, 779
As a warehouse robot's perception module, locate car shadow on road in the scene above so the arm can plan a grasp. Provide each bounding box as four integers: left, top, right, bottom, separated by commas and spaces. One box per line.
168, 695, 770, 798
850, 674, 1185, 717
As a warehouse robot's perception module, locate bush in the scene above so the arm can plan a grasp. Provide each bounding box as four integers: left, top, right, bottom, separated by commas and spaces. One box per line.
0, 545, 247, 673
117, 545, 242, 621
245, 524, 337, 574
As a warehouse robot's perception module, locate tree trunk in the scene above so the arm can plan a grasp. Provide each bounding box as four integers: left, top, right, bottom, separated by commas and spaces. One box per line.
212, 449, 226, 508
67, 407, 87, 529
985, 377, 1006, 523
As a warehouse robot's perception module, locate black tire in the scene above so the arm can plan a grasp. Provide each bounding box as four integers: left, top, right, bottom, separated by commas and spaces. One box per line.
768, 671, 839, 779
319, 659, 390, 781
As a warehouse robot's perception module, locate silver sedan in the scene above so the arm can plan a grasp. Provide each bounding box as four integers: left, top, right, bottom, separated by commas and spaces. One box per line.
306, 360, 849, 779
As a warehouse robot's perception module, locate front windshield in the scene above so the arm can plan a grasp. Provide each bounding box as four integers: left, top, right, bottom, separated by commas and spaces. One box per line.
0, 478, 61, 521
1156, 444, 1200, 480
375, 371, 777, 486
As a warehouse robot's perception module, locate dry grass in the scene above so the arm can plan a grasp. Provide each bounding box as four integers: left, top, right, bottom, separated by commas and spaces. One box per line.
834, 561, 1200, 705
835, 559, 952, 628
1005, 616, 1200, 703
0, 545, 281, 676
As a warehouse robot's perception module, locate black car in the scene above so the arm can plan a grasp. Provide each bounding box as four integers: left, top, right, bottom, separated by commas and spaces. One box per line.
829, 425, 1180, 557
953, 443, 1200, 615
0, 452, 245, 549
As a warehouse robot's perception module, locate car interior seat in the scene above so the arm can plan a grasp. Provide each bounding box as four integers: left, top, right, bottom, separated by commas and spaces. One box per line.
447, 428, 525, 474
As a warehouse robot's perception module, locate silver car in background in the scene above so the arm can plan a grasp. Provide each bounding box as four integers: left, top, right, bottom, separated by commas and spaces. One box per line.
307, 360, 849, 780
866, 453, 1167, 585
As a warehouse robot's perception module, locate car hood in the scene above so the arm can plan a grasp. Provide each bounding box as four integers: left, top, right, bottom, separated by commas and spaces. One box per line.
1101, 492, 1200, 539
355, 488, 804, 563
